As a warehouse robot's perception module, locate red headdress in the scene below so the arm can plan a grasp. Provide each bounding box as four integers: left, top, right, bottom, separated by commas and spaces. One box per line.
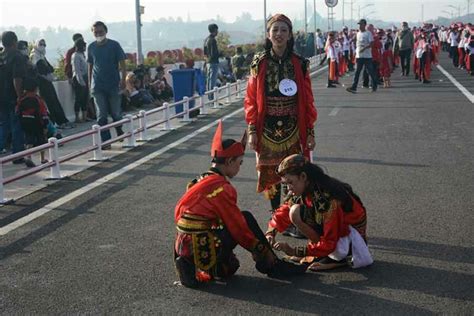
210, 120, 247, 159
267, 14, 293, 32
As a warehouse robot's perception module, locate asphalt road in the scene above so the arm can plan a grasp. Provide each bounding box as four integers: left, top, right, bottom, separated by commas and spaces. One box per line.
0, 52, 473, 315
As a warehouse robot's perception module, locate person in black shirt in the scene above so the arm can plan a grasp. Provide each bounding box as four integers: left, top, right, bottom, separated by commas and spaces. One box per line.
0, 31, 26, 164
204, 23, 219, 100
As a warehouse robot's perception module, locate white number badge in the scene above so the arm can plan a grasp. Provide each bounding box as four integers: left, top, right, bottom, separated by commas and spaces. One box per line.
279, 79, 298, 96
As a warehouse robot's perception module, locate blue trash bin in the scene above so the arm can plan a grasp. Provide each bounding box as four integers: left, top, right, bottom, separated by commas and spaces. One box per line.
170, 69, 195, 116
194, 69, 206, 96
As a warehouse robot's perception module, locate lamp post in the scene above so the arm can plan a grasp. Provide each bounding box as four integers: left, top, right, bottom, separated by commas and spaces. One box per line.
135, 0, 144, 65
264, 0, 267, 37
358, 3, 374, 21
442, 10, 453, 20
447, 4, 461, 17
305, 0, 308, 33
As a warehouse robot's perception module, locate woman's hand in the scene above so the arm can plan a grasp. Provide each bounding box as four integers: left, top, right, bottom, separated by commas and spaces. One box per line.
306, 135, 316, 150
273, 242, 295, 256
248, 133, 257, 151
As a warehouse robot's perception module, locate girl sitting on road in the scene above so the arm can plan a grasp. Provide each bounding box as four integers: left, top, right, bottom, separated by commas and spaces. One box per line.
265, 154, 373, 271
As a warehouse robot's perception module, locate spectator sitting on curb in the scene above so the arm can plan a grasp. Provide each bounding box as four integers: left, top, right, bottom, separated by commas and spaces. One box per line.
151, 66, 173, 102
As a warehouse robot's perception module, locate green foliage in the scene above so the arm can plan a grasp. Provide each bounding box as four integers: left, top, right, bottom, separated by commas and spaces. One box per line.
144, 56, 159, 67
53, 50, 67, 81
125, 59, 136, 71
216, 32, 233, 57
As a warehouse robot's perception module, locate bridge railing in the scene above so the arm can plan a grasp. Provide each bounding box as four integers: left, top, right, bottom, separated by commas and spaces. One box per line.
0, 53, 324, 204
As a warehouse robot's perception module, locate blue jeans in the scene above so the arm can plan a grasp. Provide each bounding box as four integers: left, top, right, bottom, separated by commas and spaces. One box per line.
207, 63, 219, 100
92, 89, 123, 142
351, 58, 378, 91
0, 105, 25, 154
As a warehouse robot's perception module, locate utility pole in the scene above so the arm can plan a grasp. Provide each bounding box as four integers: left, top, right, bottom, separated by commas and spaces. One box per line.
351, 0, 354, 29
305, 0, 308, 33
314, 0, 317, 32
135, 0, 143, 65
343, 0, 345, 26
264, 0, 267, 37
422, 4, 424, 22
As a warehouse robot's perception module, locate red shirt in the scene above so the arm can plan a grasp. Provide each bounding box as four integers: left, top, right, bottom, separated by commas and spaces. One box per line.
64, 46, 76, 79
268, 194, 367, 258
175, 172, 260, 251
244, 53, 318, 158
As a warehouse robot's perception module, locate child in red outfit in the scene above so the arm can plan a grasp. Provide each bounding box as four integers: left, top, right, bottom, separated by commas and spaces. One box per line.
16, 77, 49, 166
381, 42, 393, 88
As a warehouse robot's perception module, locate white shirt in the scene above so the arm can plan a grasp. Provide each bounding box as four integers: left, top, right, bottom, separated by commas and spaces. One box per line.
342, 34, 350, 51
450, 32, 459, 47
356, 31, 373, 58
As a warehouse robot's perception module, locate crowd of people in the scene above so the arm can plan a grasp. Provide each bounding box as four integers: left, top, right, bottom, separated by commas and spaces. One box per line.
310, 20, 474, 92
173, 17, 473, 288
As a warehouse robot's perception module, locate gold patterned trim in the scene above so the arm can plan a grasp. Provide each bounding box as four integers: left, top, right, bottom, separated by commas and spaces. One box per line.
261, 126, 299, 152
192, 232, 217, 271
206, 187, 224, 198
176, 214, 213, 233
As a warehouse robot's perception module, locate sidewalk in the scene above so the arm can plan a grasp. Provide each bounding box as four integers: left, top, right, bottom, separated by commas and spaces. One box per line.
0, 95, 234, 203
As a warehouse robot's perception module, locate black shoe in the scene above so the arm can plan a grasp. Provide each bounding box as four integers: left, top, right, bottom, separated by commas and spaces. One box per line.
346, 87, 357, 94
267, 258, 308, 279
327, 84, 337, 88
372, 86, 378, 92
12, 158, 25, 165
175, 256, 198, 288
423, 80, 431, 84
24, 158, 36, 168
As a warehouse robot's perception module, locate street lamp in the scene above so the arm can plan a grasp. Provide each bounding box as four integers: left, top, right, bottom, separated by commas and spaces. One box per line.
358, 3, 374, 21
442, 10, 454, 19
135, 0, 144, 65
447, 4, 461, 17
364, 10, 377, 19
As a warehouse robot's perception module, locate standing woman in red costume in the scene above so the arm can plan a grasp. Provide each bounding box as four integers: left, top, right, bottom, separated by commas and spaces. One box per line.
244, 14, 317, 212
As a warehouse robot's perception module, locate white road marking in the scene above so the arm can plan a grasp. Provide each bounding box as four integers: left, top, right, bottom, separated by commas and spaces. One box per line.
329, 107, 341, 116
0, 63, 330, 236
0, 108, 244, 236
436, 65, 474, 104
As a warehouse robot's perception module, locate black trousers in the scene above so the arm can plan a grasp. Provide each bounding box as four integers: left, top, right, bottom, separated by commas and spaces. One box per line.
38, 77, 69, 125
207, 211, 272, 278
450, 46, 459, 67
351, 58, 377, 91
363, 61, 379, 86
73, 78, 88, 112
344, 50, 354, 71
399, 49, 412, 75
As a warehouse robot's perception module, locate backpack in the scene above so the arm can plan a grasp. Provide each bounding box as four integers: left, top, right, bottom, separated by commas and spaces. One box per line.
17, 95, 43, 134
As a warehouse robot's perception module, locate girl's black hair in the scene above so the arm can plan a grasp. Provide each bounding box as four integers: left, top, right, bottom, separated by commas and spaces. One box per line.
286, 162, 365, 213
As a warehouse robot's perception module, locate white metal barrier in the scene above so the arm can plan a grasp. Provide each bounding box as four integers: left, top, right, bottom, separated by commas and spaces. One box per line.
0, 53, 325, 204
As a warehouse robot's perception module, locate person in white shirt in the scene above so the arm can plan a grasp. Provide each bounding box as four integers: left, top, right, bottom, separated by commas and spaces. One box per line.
342, 26, 354, 71
449, 26, 460, 67
71, 39, 89, 122
346, 19, 378, 93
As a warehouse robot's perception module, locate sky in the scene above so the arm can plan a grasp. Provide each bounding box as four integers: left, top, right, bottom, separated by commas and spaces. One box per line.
0, 0, 467, 30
